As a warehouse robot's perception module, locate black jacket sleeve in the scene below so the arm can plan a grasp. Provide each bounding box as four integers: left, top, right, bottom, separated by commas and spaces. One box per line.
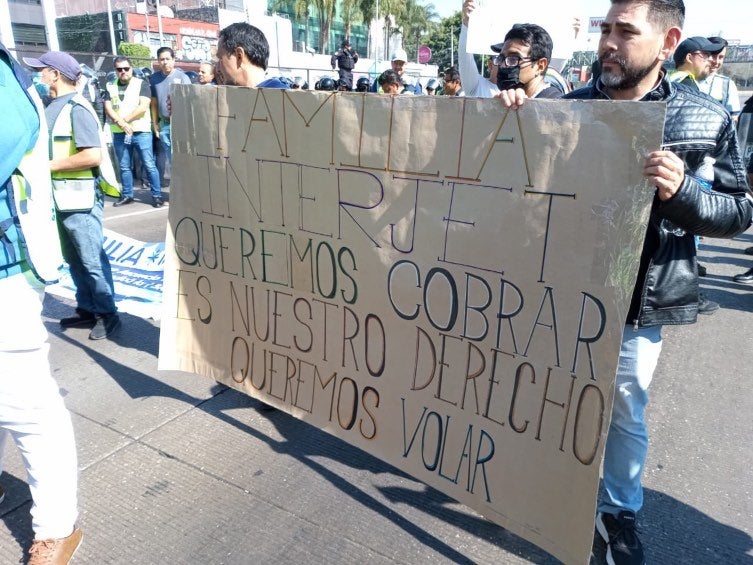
659, 92, 753, 238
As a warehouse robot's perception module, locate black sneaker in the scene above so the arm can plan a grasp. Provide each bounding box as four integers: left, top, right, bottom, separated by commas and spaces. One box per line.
596, 511, 645, 565
733, 267, 753, 284
697, 263, 707, 277
113, 196, 134, 207
89, 314, 121, 340
698, 293, 719, 315
152, 196, 164, 208
60, 309, 96, 328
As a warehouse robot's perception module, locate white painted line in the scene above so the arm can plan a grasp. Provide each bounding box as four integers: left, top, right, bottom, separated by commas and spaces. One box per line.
104, 205, 169, 222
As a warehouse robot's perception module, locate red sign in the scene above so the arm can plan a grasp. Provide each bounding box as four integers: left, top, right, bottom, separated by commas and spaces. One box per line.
418, 45, 432, 64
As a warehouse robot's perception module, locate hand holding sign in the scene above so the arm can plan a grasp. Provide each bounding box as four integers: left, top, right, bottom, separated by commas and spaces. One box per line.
644, 150, 686, 201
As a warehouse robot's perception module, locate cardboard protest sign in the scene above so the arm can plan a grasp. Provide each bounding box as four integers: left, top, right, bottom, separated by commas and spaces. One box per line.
158, 85, 665, 564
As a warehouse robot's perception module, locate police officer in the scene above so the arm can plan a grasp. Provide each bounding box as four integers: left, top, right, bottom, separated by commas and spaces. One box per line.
355, 76, 370, 93
331, 39, 359, 89
315, 76, 337, 91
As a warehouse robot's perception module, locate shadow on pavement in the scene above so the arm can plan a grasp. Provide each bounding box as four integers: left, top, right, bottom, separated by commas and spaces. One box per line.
699, 283, 753, 313
208, 389, 484, 564
0, 474, 33, 555
641, 488, 753, 564
376, 484, 558, 563
51, 328, 194, 402
44, 294, 161, 357
19, 321, 495, 565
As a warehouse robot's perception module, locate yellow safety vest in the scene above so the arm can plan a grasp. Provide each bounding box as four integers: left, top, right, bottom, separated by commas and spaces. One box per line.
11, 85, 64, 283
50, 93, 120, 198
668, 70, 699, 88
106, 77, 151, 133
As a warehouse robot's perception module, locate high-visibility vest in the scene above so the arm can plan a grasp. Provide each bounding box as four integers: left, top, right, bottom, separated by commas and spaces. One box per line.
50, 93, 121, 198
702, 75, 730, 105
106, 77, 151, 133
10, 85, 64, 283
668, 70, 699, 89
0, 42, 62, 283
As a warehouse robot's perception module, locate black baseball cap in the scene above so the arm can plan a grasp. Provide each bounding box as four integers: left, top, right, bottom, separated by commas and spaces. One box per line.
673, 36, 725, 67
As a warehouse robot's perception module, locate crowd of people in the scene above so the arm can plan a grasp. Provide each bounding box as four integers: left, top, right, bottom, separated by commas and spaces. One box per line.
1, 0, 752, 563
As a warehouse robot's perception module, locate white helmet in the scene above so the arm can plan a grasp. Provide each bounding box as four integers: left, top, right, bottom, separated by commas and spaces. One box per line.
391, 48, 408, 63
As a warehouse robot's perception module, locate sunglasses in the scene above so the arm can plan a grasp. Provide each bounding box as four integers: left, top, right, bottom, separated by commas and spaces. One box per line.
115, 66, 131, 72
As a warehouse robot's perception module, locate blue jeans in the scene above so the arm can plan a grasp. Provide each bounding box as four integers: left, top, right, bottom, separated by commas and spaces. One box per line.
159, 121, 171, 165
158, 121, 172, 186
57, 190, 117, 316
112, 131, 161, 199
599, 325, 663, 515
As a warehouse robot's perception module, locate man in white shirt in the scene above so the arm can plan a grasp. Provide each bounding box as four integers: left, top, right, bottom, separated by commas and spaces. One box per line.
697, 36, 741, 119
458, 0, 498, 98
458, 0, 571, 98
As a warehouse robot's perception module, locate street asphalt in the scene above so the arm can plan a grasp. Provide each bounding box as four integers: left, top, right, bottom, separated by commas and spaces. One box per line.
0, 199, 751, 564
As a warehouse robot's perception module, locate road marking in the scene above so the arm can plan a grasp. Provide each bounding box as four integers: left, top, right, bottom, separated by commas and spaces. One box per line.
104, 206, 169, 222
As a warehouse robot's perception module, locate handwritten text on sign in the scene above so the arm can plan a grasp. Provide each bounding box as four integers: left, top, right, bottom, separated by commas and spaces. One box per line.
159, 86, 664, 564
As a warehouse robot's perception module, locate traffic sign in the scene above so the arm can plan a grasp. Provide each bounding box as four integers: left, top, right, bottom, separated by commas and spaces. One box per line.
418, 45, 432, 64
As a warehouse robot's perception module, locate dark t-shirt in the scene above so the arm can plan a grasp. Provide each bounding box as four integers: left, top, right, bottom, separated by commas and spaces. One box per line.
535, 86, 564, 99
103, 78, 151, 102
150, 69, 191, 118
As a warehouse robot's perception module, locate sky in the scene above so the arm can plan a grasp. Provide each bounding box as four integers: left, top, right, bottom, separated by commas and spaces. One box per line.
429, 0, 753, 45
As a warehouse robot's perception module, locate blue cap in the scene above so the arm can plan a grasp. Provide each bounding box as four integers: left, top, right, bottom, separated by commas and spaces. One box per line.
23, 51, 81, 82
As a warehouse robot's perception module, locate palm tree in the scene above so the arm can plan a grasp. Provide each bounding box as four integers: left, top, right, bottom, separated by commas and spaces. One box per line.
358, 0, 376, 58
340, 0, 361, 39
270, 0, 312, 52
397, 0, 438, 61
379, 0, 404, 59
312, 0, 338, 53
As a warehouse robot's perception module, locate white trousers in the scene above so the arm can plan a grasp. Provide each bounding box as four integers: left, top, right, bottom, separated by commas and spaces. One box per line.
0, 274, 78, 539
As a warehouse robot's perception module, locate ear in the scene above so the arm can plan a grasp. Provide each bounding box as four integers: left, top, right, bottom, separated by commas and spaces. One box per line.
536, 58, 549, 75
234, 46, 245, 68
659, 26, 682, 62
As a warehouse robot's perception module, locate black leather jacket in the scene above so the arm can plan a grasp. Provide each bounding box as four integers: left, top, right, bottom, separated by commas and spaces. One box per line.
566, 75, 753, 327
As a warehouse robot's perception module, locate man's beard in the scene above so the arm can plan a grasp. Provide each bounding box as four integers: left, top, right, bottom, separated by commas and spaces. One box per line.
599, 53, 656, 90
216, 69, 234, 86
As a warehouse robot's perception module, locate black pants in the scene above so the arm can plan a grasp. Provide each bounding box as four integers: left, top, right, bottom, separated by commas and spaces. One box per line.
338, 69, 353, 89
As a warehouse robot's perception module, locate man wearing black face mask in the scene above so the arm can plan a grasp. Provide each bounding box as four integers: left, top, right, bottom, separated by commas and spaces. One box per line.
491, 23, 562, 99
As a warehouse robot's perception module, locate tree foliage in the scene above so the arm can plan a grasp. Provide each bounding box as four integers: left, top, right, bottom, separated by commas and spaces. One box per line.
340, 0, 361, 39
268, 0, 451, 59
423, 10, 462, 71
117, 42, 151, 70
380, 0, 404, 47
271, 0, 312, 50
312, 0, 338, 53
396, 0, 439, 62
